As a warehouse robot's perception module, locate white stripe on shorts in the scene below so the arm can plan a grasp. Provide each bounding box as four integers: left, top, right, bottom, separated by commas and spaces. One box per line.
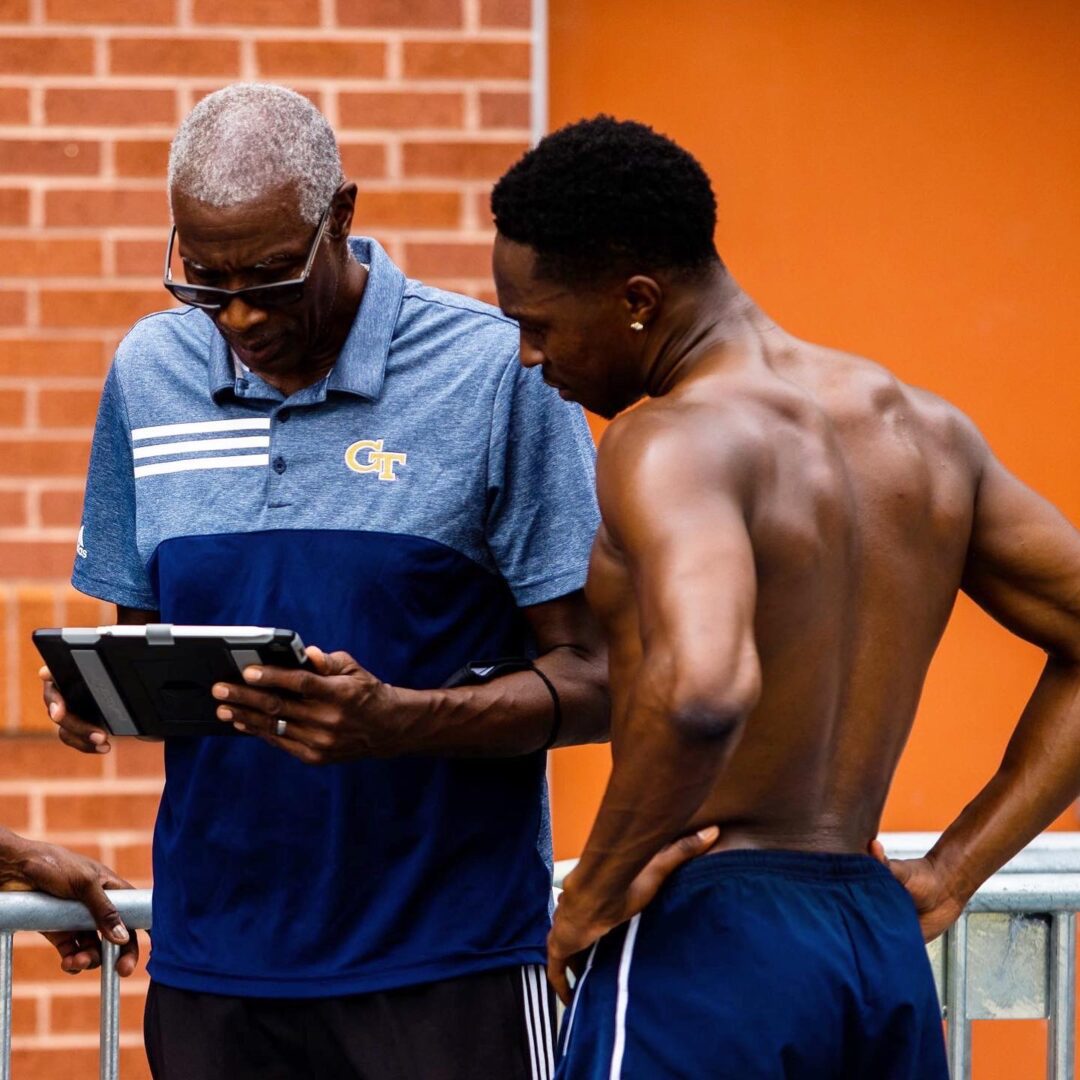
560, 940, 598, 1056
521, 963, 554, 1080
609, 915, 642, 1080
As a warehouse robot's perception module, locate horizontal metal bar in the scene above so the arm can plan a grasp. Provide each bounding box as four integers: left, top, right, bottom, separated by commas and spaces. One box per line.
966, 874, 1080, 913
556, 864, 1080, 909
0, 889, 151, 933
884, 832, 1080, 874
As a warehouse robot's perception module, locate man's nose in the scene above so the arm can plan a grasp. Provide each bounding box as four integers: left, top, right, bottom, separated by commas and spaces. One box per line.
519, 338, 544, 368
215, 295, 268, 336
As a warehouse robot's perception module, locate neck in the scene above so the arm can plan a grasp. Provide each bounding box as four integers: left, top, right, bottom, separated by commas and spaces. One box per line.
643, 268, 775, 398
268, 253, 368, 397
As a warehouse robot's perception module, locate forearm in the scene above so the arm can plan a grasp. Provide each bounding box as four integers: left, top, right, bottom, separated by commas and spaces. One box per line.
0, 828, 32, 889
561, 686, 740, 925
929, 656, 1080, 902
390, 644, 609, 757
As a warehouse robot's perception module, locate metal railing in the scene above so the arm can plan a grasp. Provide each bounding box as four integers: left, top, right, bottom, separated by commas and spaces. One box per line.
0, 889, 151, 1080
555, 832, 1080, 1080
2, 836, 1079, 1079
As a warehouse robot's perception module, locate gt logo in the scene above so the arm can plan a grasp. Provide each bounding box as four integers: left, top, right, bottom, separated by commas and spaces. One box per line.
344, 439, 407, 482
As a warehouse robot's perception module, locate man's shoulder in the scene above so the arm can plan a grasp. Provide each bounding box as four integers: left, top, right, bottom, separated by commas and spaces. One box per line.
113, 305, 214, 369
398, 279, 518, 349
600, 395, 754, 473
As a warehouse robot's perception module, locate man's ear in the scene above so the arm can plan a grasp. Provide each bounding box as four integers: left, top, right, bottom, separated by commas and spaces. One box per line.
329, 182, 358, 241
624, 275, 662, 329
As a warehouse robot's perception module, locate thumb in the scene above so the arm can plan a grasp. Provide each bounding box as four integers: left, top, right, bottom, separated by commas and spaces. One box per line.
886, 857, 913, 887
304, 645, 330, 673
76, 882, 129, 946
868, 838, 888, 866
650, 825, 720, 877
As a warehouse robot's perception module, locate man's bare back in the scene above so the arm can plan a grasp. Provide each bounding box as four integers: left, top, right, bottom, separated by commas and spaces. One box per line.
492, 114, 1080, 1076
589, 329, 982, 856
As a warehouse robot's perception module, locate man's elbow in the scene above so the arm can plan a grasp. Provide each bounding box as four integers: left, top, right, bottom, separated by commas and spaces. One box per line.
668, 682, 759, 743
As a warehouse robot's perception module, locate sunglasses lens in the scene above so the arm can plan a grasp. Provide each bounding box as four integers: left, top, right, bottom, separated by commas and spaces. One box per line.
166, 283, 223, 309
244, 283, 305, 309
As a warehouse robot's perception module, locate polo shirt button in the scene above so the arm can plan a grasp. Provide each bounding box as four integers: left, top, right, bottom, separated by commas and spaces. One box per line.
272, 456, 286, 474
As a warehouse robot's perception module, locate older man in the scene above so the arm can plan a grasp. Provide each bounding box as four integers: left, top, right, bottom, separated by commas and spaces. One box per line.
0, 826, 138, 976
44, 84, 608, 1080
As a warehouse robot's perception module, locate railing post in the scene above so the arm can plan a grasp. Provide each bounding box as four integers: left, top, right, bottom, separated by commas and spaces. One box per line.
0, 932, 12, 1080
99, 939, 120, 1080
1048, 911, 1075, 1080
946, 915, 971, 1079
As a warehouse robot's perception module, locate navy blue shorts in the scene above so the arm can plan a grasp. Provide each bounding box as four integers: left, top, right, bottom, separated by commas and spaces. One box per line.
556, 850, 948, 1080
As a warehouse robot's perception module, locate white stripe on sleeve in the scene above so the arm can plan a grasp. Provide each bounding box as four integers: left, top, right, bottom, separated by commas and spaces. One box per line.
133, 435, 271, 459
134, 454, 269, 478
131, 418, 271, 441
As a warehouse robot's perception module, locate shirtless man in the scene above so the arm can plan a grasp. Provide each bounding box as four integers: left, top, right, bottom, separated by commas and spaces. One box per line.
491, 116, 1080, 1078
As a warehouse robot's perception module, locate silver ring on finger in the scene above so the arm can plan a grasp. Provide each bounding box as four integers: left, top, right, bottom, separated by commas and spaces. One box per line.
275, 718, 287, 737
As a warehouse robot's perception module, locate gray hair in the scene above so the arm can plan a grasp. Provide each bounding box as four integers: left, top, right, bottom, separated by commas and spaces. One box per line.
168, 83, 344, 225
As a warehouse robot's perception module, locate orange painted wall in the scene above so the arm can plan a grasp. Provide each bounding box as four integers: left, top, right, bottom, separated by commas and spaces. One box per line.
546, 3, 1080, 1072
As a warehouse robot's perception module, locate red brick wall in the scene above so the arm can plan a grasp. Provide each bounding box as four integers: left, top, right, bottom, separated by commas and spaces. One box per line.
0, 1, 531, 1073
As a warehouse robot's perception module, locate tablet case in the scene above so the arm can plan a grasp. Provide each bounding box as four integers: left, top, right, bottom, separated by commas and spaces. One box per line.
33, 625, 308, 737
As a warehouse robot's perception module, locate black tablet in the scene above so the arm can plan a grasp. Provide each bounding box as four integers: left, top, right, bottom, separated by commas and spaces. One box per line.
33, 624, 309, 737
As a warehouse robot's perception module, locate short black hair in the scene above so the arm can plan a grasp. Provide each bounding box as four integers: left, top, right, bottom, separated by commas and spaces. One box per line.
492, 115, 721, 283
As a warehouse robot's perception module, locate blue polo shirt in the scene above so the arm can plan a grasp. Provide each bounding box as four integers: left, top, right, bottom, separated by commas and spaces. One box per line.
72, 237, 599, 997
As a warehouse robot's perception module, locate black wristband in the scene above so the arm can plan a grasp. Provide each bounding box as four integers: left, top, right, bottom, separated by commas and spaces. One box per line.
530, 664, 562, 752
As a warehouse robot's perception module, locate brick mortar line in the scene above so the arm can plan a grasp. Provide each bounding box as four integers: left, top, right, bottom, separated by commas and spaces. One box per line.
0, 480, 86, 492
12, 983, 149, 998
11, 1034, 147, 1049
0, 490, 93, 498
20, 836, 155, 849
0, 529, 87, 541
0, 327, 118, 336
0, 77, 533, 91
92, 32, 107, 79
0, 424, 128, 435
0, 27, 532, 42
0, 780, 163, 793
0, 377, 108, 387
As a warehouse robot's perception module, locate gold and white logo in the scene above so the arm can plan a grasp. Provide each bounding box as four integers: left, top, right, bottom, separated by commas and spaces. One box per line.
345, 439, 407, 482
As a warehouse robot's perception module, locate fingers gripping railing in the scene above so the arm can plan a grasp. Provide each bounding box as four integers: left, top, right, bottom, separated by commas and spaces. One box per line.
0, 890, 151, 1080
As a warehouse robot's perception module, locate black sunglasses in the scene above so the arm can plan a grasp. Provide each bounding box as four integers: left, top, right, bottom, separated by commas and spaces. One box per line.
163, 200, 334, 311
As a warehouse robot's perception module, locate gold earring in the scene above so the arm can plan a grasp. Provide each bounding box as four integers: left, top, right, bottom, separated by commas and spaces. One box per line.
630, 321, 645, 331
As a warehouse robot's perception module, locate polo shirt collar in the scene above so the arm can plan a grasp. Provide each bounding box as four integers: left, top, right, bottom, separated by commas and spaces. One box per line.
208, 236, 406, 404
